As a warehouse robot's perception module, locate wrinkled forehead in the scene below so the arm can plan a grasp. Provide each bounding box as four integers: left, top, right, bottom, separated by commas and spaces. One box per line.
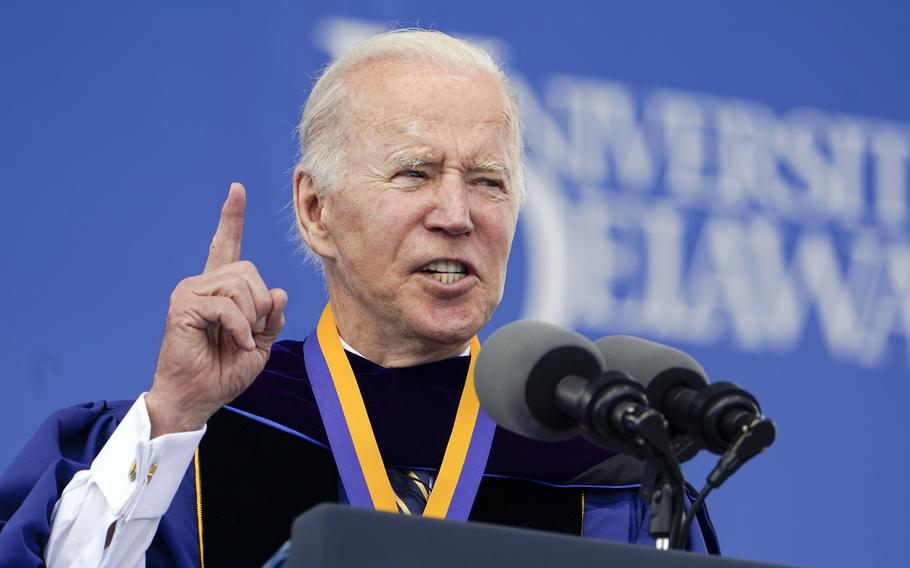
342, 58, 516, 158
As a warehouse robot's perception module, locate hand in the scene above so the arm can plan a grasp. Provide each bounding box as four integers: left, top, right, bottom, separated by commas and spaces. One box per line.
145, 183, 288, 437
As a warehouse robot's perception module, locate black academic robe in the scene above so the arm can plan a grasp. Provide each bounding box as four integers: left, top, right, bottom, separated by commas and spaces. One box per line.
0, 340, 718, 567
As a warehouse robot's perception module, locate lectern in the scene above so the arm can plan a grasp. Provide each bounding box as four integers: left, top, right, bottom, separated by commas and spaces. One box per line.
284, 504, 792, 568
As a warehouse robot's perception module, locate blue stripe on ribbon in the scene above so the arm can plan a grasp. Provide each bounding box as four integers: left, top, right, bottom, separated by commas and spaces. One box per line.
445, 407, 497, 520
303, 331, 374, 509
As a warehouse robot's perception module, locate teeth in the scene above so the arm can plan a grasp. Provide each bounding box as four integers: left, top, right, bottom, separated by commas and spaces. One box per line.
431, 272, 467, 284
422, 260, 467, 274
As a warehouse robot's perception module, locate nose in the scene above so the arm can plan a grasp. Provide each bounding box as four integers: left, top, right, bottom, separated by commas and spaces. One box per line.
425, 175, 474, 236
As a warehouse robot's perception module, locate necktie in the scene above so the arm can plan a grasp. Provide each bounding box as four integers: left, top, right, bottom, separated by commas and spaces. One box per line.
387, 469, 436, 515
263, 469, 439, 567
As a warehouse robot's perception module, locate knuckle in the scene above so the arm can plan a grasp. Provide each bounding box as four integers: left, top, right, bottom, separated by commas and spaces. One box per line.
212, 274, 248, 303
255, 294, 274, 314
222, 273, 247, 294
165, 299, 192, 325
169, 278, 193, 303
216, 299, 241, 323
165, 309, 181, 327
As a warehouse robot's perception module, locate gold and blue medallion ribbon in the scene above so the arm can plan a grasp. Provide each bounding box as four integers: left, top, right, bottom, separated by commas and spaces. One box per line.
303, 304, 496, 520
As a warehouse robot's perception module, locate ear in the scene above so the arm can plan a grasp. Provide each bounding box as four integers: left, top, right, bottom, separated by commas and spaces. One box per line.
293, 167, 337, 260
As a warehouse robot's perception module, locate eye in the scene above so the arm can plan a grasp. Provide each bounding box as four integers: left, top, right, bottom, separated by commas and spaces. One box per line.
390, 169, 431, 188
475, 177, 505, 189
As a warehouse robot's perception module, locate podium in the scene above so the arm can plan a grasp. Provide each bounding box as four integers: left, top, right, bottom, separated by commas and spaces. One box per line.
284, 504, 792, 568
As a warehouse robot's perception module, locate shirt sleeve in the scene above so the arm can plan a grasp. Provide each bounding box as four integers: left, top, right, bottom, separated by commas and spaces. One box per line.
44, 393, 206, 568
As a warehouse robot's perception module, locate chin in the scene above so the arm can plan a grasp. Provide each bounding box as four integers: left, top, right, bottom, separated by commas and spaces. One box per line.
409, 305, 486, 346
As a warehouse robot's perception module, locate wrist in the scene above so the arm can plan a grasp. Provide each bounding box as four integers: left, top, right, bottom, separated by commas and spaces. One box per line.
145, 389, 211, 438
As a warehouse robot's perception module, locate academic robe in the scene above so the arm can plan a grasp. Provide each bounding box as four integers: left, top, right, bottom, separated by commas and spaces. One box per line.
0, 339, 719, 567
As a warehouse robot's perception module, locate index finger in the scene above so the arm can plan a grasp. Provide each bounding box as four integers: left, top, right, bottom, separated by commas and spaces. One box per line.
204, 182, 246, 273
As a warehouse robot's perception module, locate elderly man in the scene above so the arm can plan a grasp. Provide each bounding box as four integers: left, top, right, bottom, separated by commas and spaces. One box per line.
0, 30, 716, 566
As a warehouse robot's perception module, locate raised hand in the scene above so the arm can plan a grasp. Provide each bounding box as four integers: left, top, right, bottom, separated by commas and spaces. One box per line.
145, 183, 288, 437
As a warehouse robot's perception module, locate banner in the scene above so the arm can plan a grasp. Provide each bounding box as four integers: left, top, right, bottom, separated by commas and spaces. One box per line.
1, 3, 906, 566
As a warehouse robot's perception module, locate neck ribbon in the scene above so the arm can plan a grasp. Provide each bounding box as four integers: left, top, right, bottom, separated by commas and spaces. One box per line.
303, 304, 496, 520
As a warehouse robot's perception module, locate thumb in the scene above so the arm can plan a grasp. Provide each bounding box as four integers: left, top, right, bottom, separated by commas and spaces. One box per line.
257, 288, 288, 347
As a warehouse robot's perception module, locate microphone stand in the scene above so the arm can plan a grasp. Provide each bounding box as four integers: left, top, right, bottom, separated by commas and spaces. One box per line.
617, 405, 686, 550
673, 414, 776, 549
554, 372, 687, 550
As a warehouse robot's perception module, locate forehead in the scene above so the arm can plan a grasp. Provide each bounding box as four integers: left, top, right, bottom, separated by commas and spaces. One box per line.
342, 58, 514, 159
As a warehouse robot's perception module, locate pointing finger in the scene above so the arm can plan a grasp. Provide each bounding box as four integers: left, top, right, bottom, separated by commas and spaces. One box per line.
205, 182, 246, 273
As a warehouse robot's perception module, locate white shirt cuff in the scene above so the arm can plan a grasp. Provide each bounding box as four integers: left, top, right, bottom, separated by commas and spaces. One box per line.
91, 393, 206, 520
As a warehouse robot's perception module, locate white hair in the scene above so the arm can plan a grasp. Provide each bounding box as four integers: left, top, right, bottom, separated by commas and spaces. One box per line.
291, 29, 526, 265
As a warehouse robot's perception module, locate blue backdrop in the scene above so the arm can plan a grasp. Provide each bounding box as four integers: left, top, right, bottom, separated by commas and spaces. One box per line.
2, 2, 907, 566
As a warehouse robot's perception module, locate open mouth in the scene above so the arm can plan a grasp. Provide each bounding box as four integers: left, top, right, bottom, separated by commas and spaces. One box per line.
420, 260, 468, 284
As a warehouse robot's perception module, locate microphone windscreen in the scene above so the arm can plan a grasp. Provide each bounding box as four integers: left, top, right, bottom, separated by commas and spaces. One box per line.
475, 320, 605, 441
593, 335, 708, 390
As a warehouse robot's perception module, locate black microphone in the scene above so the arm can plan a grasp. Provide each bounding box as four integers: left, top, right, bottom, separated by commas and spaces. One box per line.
475, 322, 692, 549
593, 335, 775, 461
474, 321, 671, 457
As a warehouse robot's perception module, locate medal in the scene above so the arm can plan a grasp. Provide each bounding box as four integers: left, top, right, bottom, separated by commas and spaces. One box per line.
304, 304, 496, 520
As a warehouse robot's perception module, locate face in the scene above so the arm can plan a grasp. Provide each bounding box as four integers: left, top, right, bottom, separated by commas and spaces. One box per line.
298, 58, 521, 354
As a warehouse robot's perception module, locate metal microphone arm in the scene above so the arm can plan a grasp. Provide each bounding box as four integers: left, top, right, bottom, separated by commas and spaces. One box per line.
553, 371, 687, 549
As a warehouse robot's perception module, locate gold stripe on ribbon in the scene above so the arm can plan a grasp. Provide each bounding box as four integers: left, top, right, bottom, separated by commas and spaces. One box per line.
422, 335, 482, 519
317, 305, 398, 512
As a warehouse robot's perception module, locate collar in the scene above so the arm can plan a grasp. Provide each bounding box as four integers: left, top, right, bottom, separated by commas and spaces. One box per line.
338, 336, 471, 361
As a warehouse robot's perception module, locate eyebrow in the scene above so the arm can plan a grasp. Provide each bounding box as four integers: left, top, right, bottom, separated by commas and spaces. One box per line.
393, 153, 437, 168
469, 161, 510, 178
391, 153, 511, 178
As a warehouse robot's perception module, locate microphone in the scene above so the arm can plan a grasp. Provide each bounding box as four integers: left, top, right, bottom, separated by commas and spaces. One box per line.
593, 335, 775, 463
592, 335, 776, 550
475, 322, 689, 550
474, 321, 671, 457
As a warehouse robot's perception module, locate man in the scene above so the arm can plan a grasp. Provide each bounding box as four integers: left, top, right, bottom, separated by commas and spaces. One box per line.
0, 30, 717, 566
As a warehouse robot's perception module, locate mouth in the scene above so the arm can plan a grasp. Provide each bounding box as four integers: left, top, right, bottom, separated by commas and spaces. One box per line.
419, 260, 469, 285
